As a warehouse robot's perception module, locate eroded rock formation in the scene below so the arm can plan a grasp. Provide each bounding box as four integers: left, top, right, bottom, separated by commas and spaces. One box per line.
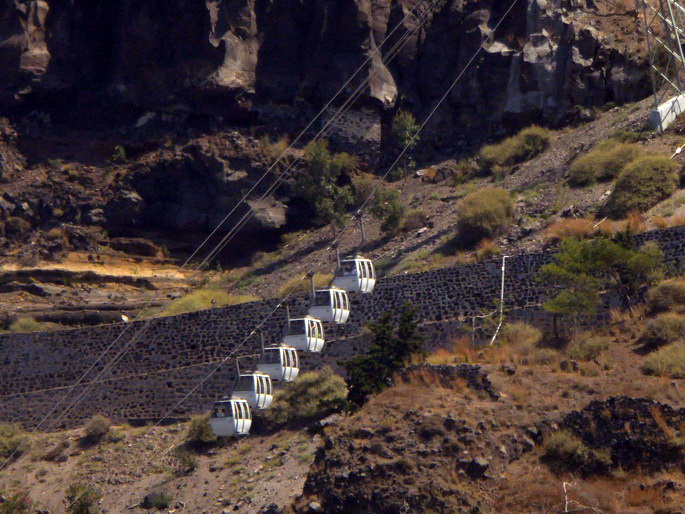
1, 0, 649, 131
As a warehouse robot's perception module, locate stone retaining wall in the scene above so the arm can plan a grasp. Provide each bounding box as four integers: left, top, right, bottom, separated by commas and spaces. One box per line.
1, 226, 684, 429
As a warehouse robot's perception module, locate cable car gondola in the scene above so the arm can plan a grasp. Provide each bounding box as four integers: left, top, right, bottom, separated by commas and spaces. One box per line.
257, 346, 299, 382
332, 255, 376, 294
283, 313, 325, 353
230, 372, 273, 409
308, 288, 350, 324
209, 398, 252, 437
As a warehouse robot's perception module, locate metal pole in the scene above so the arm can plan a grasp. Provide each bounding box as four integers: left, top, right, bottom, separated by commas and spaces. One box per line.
666, 0, 685, 90
489, 255, 509, 346
358, 216, 367, 249
639, 0, 663, 113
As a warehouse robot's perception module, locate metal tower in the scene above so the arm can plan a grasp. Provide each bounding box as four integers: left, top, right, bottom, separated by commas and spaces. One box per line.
638, 0, 685, 128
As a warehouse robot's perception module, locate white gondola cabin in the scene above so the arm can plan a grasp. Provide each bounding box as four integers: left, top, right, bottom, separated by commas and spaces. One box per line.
230, 372, 273, 409
257, 346, 299, 382
333, 256, 376, 294
308, 288, 350, 324
209, 398, 252, 437
283, 316, 325, 352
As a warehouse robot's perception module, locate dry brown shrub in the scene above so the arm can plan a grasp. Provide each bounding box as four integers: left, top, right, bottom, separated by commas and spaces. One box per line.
653, 216, 669, 229
394, 368, 467, 392
475, 238, 502, 260
545, 218, 597, 242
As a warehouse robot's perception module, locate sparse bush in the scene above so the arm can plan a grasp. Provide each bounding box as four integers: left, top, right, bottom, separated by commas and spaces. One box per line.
171, 447, 198, 474
259, 135, 291, 170
646, 279, 685, 315
260, 366, 347, 428
186, 415, 216, 444
370, 186, 405, 234
83, 415, 110, 444
643, 342, 685, 378
159, 290, 260, 317
475, 239, 502, 261
8, 317, 56, 333
352, 175, 375, 207
403, 209, 428, 231
0, 491, 33, 513
566, 333, 610, 361
277, 273, 332, 297
569, 142, 642, 186
142, 490, 173, 510
543, 430, 611, 475
478, 125, 550, 174
639, 313, 685, 350
605, 156, 678, 218
0, 423, 30, 461
457, 187, 513, 245
65, 483, 101, 514
499, 322, 543, 348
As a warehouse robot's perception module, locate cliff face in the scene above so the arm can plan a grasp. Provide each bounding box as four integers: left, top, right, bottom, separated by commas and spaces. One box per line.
1, 0, 649, 132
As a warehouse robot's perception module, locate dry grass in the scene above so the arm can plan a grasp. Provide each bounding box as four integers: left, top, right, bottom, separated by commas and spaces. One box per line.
393, 367, 468, 392
158, 289, 260, 316
546, 218, 598, 242
643, 342, 685, 378
277, 273, 332, 297
546, 213, 648, 242
475, 239, 502, 261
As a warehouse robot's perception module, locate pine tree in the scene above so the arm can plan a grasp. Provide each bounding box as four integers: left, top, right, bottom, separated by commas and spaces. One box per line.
343, 303, 423, 408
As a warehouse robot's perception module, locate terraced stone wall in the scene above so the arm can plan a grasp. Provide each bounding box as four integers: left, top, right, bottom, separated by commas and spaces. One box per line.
1, 226, 684, 428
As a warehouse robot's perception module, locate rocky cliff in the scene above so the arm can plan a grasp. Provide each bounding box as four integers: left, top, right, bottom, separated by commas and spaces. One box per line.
1, 0, 650, 132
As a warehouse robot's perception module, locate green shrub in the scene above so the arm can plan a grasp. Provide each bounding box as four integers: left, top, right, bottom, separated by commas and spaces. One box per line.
159, 290, 260, 317
457, 187, 513, 245
8, 317, 57, 333
569, 142, 642, 186
639, 313, 685, 349
260, 366, 347, 428
370, 186, 405, 234
543, 430, 611, 475
566, 333, 610, 361
0, 423, 30, 461
499, 322, 542, 348
605, 156, 678, 218
646, 279, 685, 315
83, 415, 110, 444
186, 415, 216, 444
643, 342, 685, 378
352, 175, 375, 207
478, 125, 550, 174
344, 303, 423, 407
142, 491, 173, 510
294, 140, 354, 225
65, 483, 101, 514
0, 491, 33, 513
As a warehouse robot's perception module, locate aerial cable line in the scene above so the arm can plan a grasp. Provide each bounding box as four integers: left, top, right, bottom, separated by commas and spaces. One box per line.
0, 0, 440, 470
182, 0, 438, 268
192, 0, 443, 270
143, 0, 521, 430
34, 0, 441, 434
16, 0, 520, 484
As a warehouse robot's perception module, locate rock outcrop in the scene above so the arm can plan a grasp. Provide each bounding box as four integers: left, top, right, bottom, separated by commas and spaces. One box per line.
1, 0, 649, 132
